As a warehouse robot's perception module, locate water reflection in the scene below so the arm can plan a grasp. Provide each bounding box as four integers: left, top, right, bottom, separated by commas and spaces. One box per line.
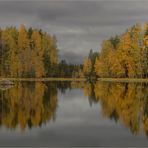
0, 81, 148, 138
0, 82, 57, 130
60, 81, 148, 137
92, 82, 148, 137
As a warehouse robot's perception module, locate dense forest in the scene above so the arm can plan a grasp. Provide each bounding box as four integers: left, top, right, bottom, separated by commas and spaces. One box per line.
0, 24, 82, 78
1, 23, 148, 79
84, 23, 148, 78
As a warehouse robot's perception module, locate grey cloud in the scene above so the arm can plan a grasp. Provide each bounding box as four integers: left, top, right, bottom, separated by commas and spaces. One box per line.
60, 51, 86, 64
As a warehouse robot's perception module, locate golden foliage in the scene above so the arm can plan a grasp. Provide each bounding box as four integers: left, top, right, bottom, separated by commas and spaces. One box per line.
94, 23, 148, 78
0, 25, 58, 78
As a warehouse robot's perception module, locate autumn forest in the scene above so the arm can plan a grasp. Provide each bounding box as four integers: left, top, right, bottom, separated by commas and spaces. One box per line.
0, 23, 148, 79
0, 24, 83, 78
84, 23, 148, 79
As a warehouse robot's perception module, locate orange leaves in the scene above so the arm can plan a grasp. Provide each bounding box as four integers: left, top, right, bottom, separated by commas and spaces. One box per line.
0, 25, 58, 78
94, 23, 148, 78
31, 30, 45, 78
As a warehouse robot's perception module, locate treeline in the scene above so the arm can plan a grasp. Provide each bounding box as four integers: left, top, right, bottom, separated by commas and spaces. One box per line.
0, 24, 82, 78
2, 23, 148, 79
84, 23, 148, 78
0, 24, 58, 77
58, 60, 83, 78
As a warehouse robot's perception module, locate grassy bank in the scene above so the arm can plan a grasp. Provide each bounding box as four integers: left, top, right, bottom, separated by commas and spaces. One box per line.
98, 78, 148, 83
0, 77, 86, 82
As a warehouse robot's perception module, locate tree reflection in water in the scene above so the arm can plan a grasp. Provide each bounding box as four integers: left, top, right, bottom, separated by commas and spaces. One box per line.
0, 81, 147, 138
88, 82, 148, 137
0, 82, 58, 131
68, 81, 148, 137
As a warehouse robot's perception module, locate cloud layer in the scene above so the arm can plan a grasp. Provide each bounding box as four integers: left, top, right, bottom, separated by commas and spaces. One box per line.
0, 1, 148, 63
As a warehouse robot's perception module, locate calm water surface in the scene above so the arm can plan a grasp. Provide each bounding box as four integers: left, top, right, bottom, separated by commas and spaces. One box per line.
0, 81, 148, 147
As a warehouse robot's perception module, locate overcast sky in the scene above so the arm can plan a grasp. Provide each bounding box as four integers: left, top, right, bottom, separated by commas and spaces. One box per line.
0, 0, 148, 63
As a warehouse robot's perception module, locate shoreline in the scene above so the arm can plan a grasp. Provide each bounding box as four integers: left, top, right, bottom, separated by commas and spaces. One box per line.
1, 77, 148, 83
98, 78, 148, 83
0, 78, 86, 82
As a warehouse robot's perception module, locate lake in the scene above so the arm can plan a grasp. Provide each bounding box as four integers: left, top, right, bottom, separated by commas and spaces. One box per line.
0, 81, 148, 147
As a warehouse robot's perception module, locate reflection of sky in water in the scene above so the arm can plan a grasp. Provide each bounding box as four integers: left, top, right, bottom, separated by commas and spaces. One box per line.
0, 86, 147, 146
